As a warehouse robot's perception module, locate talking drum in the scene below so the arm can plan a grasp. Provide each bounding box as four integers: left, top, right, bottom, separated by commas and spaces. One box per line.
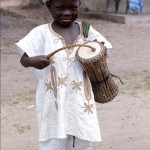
75, 41, 118, 103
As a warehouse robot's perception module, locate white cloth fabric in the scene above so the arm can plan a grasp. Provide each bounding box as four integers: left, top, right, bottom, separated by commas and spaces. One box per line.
16, 22, 112, 142
39, 135, 93, 150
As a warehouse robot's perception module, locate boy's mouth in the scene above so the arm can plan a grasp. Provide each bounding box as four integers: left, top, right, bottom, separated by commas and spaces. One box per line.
62, 19, 71, 22
60, 19, 72, 24
61, 17, 72, 21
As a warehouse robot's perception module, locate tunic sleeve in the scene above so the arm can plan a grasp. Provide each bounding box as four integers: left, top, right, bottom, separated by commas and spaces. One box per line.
87, 25, 112, 49
15, 26, 46, 80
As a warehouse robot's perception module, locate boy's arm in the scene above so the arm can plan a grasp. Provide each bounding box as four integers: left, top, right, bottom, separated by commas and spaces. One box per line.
20, 53, 50, 70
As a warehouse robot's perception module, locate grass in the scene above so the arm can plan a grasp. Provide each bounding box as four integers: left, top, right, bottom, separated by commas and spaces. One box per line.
118, 72, 150, 95
133, 75, 150, 90
13, 124, 31, 134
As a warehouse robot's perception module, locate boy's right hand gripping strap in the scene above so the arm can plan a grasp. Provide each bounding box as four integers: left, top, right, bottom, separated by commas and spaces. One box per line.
82, 21, 91, 38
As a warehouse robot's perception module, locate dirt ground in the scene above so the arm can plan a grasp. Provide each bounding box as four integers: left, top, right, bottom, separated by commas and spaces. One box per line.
1, 3, 150, 150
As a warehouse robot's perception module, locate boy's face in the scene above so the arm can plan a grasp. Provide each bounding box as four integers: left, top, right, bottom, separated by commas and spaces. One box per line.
48, 0, 80, 27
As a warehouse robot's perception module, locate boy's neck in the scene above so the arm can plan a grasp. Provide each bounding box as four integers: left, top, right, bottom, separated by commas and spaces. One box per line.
52, 20, 74, 29
51, 20, 80, 45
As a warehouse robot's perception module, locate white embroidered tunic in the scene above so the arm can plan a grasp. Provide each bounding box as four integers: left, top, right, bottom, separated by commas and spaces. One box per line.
16, 22, 112, 142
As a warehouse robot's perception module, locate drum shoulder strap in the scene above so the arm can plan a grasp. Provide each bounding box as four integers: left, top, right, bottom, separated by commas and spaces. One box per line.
82, 21, 91, 38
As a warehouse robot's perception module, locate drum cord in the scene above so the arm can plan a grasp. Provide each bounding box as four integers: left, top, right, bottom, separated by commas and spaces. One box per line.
110, 73, 124, 85
90, 73, 124, 85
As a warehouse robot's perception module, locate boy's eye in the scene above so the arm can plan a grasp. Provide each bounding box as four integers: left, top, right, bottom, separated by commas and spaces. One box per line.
71, 6, 78, 11
54, 5, 78, 11
55, 6, 64, 11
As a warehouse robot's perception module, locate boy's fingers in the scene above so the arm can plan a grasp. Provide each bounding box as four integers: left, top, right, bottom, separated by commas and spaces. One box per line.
43, 59, 50, 65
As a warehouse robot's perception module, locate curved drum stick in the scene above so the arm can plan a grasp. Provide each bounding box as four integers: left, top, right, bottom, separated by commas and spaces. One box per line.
46, 44, 96, 59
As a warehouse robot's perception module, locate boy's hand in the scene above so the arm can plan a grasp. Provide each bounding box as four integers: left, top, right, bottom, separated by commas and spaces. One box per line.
20, 53, 50, 69
29, 55, 50, 69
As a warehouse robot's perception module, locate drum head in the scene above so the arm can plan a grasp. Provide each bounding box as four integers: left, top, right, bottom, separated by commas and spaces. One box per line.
77, 41, 102, 59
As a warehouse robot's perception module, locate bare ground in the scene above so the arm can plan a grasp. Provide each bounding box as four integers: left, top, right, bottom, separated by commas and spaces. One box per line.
1, 4, 150, 150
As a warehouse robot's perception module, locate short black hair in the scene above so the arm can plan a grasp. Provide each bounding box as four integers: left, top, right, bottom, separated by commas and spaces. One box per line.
46, 0, 81, 9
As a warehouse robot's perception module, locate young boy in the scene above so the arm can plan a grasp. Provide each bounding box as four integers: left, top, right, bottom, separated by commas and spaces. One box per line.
16, 0, 112, 149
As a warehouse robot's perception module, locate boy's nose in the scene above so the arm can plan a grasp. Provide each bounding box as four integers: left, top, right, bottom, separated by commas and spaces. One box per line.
62, 10, 71, 15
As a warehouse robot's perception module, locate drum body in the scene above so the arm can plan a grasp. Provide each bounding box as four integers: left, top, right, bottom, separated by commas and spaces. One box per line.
75, 41, 118, 103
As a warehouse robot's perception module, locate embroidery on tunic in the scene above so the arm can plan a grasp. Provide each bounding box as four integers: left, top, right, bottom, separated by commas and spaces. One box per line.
45, 80, 53, 92
47, 56, 58, 110
62, 47, 76, 67
50, 66, 58, 109
62, 55, 76, 67
45, 57, 55, 93
72, 79, 83, 93
82, 101, 93, 114
83, 71, 92, 101
58, 75, 67, 88
65, 48, 72, 55
83, 71, 94, 115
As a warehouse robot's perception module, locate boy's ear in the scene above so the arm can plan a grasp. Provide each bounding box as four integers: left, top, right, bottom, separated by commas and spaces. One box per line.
46, 1, 51, 10
79, 0, 81, 5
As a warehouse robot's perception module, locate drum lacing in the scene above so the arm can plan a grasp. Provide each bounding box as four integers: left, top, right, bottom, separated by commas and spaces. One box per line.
91, 73, 110, 84
91, 73, 124, 85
